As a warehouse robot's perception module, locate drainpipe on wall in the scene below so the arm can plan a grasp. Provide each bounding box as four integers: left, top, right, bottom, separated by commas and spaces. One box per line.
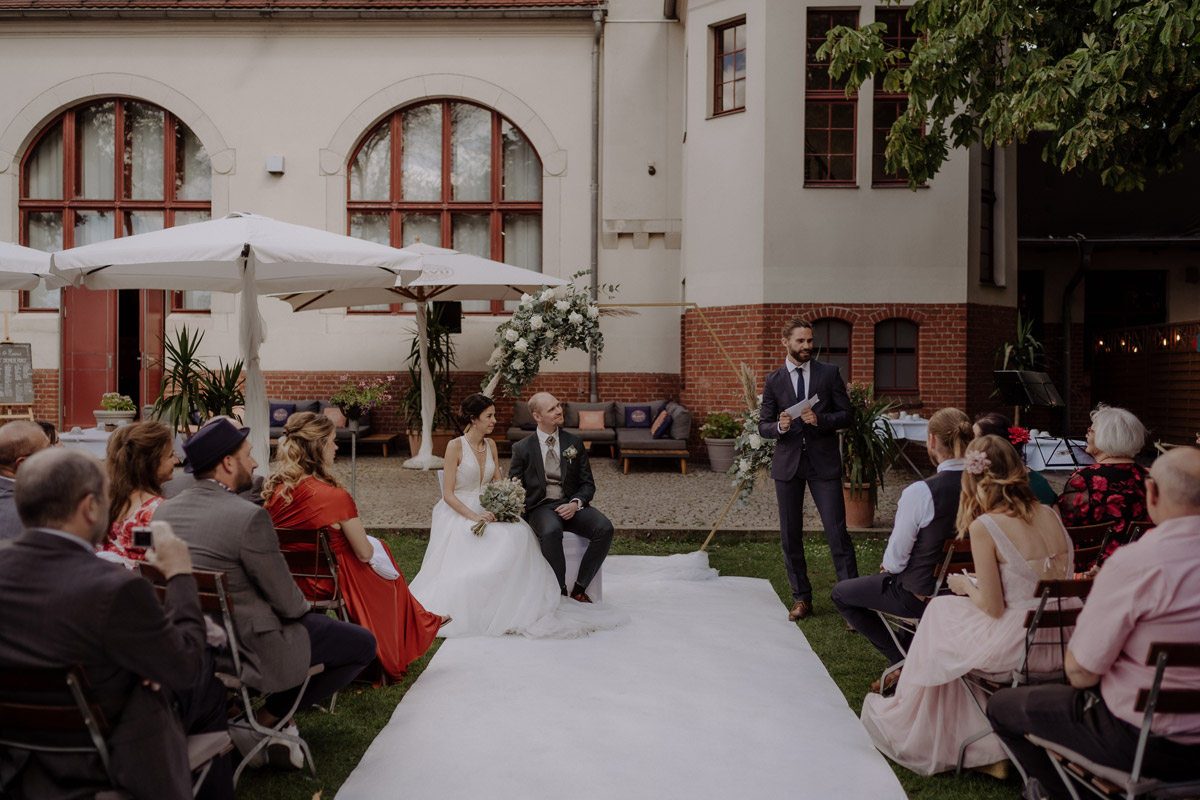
1060, 234, 1091, 435
588, 8, 604, 402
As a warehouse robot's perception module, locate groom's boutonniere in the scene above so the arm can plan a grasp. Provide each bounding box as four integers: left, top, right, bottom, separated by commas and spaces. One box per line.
563, 445, 579, 462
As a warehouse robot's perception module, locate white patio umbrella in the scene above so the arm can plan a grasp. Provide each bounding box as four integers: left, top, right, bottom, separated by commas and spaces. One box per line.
50, 212, 423, 472
0, 242, 65, 290
278, 242, 569, 470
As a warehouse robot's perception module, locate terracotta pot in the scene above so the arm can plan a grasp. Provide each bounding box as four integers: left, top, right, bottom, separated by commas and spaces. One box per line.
406, 429, 457, 458
704, 437, 737, 473
842, 483, 876, 528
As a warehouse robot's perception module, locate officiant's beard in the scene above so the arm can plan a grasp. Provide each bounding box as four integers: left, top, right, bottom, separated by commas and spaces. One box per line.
788, 345, 812, 364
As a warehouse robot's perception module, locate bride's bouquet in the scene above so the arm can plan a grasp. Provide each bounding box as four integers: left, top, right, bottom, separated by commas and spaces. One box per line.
471, 478, 527, 536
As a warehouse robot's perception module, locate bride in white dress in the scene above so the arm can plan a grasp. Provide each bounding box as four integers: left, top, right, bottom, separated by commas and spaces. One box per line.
410, 394, 626, 638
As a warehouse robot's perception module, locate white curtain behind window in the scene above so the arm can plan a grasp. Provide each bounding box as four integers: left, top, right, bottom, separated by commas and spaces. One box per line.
502, 121, 541, 201
125, 103, 164, 200
402, 104, 442, 202
350, 125, 390, 202
77, 103, 115, 200
25, 128, 62, 200
451, 104, 490, 202
452, 214, 491, 312
503, 214, 542, 311
24, 212, 63, 309
175, 123, 211, 202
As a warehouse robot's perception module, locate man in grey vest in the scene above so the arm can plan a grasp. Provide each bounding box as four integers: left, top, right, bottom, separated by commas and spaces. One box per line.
832, 408, 973, 687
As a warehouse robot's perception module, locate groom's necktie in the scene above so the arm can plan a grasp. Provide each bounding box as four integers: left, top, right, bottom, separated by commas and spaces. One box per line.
544, 434, 564, 500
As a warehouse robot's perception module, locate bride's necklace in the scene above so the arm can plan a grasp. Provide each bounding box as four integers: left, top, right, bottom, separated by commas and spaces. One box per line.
466, 436, 486, 453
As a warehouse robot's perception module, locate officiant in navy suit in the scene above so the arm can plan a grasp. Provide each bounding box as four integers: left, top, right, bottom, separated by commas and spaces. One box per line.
759, 318, 857, 621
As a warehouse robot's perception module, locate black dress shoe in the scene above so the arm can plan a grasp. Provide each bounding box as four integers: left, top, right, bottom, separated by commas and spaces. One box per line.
788, 600, 813, 621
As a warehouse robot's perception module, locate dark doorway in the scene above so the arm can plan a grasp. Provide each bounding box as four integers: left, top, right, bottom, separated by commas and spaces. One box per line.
117, 290, 141, 406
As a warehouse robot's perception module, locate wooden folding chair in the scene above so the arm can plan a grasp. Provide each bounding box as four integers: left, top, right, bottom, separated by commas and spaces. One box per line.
1124, 520, 1154, 544
1066, 523, 1112, 573
0, 664, 231, 798
138, 564, 322, 785
274, 528, 349, 622
1028, 642, 1200, 800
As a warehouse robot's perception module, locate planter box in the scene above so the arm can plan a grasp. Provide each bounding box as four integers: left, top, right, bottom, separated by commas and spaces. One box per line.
93, 409, 136, 431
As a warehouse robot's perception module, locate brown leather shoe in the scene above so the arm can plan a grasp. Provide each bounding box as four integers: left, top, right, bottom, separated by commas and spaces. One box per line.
788, 600, 813, 621
571, 591, 593, 604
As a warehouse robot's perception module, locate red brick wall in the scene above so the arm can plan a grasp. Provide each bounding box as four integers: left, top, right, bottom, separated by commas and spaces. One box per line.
33, 369, 58, 425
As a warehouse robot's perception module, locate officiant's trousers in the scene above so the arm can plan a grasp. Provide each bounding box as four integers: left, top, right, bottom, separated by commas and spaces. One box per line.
775, 474, 858, 603
527, 503, 613, 592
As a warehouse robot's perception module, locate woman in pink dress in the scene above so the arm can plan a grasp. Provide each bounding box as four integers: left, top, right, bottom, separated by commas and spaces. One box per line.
101, 421, 178, 566
860, 434, 1075, 776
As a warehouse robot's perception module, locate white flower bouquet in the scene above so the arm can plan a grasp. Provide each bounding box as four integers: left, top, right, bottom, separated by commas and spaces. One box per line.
471, 478, 527, 536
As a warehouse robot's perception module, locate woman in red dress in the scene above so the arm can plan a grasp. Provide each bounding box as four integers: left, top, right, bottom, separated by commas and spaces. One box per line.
264, 411, 445, 681
101, 421, 177, 566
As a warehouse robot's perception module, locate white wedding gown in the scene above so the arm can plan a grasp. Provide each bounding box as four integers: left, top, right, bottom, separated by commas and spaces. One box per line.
409, 437, 627, 638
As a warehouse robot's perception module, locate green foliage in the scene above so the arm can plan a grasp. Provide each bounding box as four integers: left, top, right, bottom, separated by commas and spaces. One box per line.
332, 376, 394, 421
401, 305, 458, 430
841, 382, 899, 503
700, 411, 742, 439
152, 326, 245, 433
994, 311, 1045, 371
99, 393, 135, 412
817, 0, 1200, 190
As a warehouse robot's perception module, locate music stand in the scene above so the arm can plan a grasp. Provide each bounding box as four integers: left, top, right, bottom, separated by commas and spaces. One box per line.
992, 371, 1080, 468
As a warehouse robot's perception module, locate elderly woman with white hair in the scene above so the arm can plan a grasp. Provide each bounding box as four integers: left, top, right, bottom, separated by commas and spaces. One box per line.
1055, 404, 1149, 561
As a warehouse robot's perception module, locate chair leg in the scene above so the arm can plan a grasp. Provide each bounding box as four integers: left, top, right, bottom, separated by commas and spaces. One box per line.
680, 459, 687, 475
623, 458, 630, 475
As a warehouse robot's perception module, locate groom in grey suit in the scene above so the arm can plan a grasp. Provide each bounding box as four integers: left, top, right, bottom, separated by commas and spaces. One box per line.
509, 392, 613, 603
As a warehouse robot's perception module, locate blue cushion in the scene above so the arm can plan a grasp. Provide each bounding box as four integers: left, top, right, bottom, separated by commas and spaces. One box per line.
624, 405, 652, 428
269, 402, 295, 426
520, 422, 537, 430
652, 413, 673, 439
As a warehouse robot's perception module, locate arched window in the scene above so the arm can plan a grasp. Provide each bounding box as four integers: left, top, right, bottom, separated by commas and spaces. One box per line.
19, 98, 212, 310
874, 318, 918, 393
346, 99, 543, 313
811, 317, 851, 379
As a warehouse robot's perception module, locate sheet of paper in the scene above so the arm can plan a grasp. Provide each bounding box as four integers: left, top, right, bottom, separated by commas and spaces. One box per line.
783, 394, 819, 418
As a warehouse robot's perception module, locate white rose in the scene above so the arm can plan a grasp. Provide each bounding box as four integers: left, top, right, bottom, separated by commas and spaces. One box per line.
540, 289, 555, 302
749, 434, 762, 450
520, 293, 532, 304
511, 358, 524, 370
544, 328, 556, 339
739, 458, 751, 472
514, 338, 528, 352
587, 305, 600, 319
555, 300, 570, 312
504, 328, 519, 343
529, 315, 544, 329
568, 311, 583, 325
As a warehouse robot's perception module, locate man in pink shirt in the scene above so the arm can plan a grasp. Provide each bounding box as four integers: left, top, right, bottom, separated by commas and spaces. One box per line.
987, 446, 1200, 800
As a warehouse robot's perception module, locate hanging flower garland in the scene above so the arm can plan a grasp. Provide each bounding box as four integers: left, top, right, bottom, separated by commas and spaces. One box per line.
729, 401, 776, 507
482, 277, 607, 398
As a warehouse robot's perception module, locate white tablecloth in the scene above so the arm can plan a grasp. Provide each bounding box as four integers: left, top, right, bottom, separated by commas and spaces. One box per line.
60, 427, 113, 460
885, 418, 929, 441
1024, 437, 1095, 471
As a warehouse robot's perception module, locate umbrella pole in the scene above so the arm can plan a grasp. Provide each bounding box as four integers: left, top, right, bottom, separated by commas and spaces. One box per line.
404, 300, 444, 470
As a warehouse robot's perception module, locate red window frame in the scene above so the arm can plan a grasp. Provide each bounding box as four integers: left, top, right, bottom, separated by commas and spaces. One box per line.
872, 7, 921, 186
712, 17, 747, 116
873, 318, 919, 393
344, 99, 542, 314
18, 99, 211, 311
805, 9, 859, 186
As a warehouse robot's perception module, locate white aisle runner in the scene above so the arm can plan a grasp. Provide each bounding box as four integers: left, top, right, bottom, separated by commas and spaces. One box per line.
337, 553, 906, 800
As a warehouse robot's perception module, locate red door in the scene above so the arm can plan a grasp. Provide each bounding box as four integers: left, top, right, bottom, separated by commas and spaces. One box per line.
61, 287, 117, 430
140, 290, 166, 412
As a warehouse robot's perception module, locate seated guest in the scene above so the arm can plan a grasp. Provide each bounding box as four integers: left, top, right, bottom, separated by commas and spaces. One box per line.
0, 448, 231, 800
1055, 404, 1148, 561
162, 416, 266, 506
989, 447, 1200, 800
100, 421, 178, 565
153, 418, 377, 770
35, 420, 58, 447
860, 435, 1075, 776
0, 421, 49, 542
831, 407, 971, 683
264, 412, 444, 681
973, 411, 1056, 505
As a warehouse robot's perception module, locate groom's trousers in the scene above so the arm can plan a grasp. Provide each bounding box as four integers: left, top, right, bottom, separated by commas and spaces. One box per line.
527, 502, 613, 592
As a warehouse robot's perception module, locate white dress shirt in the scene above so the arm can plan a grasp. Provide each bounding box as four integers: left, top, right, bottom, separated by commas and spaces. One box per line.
777, 360, 811, 435
881, 458, 966, 574
534, 427, 584, 508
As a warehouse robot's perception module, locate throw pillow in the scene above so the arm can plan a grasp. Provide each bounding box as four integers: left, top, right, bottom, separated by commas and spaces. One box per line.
624, 405, 652, 428
322, 406, 348, 428
651, 411, 674, 439
269, 402, 295, 427
577, 410, 607, 430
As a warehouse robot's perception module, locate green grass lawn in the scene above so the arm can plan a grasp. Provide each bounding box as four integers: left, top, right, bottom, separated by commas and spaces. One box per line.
236, 534, 1023, 800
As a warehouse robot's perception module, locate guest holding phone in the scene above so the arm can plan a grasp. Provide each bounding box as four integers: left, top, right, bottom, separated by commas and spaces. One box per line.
101, 421, 178, 566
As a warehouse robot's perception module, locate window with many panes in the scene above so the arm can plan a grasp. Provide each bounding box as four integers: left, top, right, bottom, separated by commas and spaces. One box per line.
874, 318, 918, 393
872, 8, 920, 185
713, 18, 747, 115
19, 99, 212, 311
812, 318, 851, 379
346, 99, 542, 313
805, 9, 858, 185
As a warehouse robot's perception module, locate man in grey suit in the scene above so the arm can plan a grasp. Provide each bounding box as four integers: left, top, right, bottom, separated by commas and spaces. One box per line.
759, 317, 857, 621
0, 448, 222, 799
154, 419, 376, 768
0, 420, 49, 542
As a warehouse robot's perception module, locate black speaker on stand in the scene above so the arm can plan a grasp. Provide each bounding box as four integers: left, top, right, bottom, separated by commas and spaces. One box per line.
431, 301, 462, 333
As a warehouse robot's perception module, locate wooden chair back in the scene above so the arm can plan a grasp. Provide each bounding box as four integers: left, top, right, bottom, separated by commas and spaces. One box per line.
1136, 643, 1200, 715
932, 537, 974, 596
274, 528, 348, 621
1125, 520, 1155, 544
1065, 522, 1111, 572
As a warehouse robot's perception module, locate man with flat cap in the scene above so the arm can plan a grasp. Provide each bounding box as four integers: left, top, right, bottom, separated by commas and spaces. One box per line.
154, 418, 376, 770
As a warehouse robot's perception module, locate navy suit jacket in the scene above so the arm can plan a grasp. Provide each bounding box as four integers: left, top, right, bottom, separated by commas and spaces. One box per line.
758, 359, 853, 481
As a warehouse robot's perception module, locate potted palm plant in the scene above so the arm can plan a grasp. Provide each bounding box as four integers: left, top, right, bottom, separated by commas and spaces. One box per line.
700, 411, 742, 473
841, 381, 898, 527
400, 304, 459, 458
153, 326, 245, 433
